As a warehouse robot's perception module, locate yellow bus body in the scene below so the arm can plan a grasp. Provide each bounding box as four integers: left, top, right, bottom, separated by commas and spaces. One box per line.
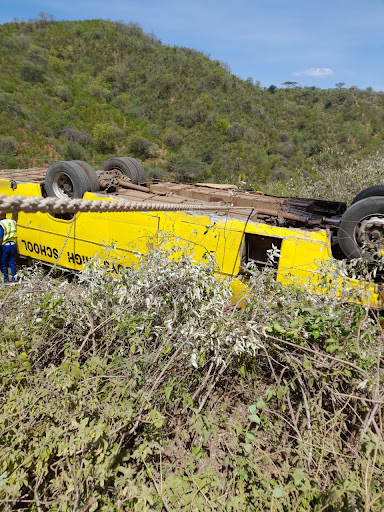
1, 179, 382, 308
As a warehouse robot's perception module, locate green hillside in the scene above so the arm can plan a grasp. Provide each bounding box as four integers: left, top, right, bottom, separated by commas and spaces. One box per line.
1, 18, 384, 187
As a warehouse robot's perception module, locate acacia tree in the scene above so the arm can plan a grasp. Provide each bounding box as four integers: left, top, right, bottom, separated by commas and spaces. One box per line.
282, 81, 298, 88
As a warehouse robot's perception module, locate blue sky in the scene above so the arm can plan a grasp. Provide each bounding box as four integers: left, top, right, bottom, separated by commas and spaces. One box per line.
1, 0, 384, 91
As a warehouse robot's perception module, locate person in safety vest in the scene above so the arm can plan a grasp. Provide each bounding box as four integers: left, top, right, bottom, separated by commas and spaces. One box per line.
0, 212, 17, 283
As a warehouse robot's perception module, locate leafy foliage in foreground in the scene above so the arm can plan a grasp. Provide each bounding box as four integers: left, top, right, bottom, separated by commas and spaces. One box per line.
1, 18, 384, 186
0, 251, 384, 511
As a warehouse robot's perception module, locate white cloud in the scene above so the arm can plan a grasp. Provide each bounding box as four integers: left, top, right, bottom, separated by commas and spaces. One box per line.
293, 67, 334, 78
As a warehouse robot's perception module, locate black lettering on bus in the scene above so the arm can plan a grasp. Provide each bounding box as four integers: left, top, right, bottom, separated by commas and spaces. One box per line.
27, 241, 33, 252
40, 245, 47, 256
47, 247, 52, 258
68, 252, 75, 263
75, 254, 82, 265
53, 248, 58, 259
21, 240, 28, 250
33, 243, 40, 254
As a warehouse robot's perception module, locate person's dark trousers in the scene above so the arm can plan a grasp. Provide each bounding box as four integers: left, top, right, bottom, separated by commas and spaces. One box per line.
1, 242, 17, 282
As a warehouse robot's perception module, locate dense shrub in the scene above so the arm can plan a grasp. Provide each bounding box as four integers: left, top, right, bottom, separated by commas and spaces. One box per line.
226, 122, 244, 141
92, 123, 116, 152
0, 248, 383, 510
62, 126, 92, 146
162, 128, 182, 149
61, 140, 85, 160
0, 93, 25, 115
128, 134, 157, 159
20, 60, 46, 82
172, 156, 208, 182
56, 85, 71, 102
146, 166, 168, 180
265, 150, 384, 203
0, 136, 16, 154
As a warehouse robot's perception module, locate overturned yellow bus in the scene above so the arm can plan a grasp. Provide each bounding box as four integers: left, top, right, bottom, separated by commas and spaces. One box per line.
0, 158, 383, 307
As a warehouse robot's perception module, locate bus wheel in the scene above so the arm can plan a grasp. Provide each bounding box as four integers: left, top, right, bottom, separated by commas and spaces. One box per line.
45, 161, 91, 199
102, 157, 145, 185
352, 185, 384, 204
72, 161, 100, 192
338, 196, 384, 258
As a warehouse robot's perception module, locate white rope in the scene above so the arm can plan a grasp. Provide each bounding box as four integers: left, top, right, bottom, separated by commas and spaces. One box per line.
0, 194, 251, 214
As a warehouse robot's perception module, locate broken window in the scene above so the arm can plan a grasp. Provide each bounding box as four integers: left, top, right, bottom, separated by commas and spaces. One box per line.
241, 233, 282, 271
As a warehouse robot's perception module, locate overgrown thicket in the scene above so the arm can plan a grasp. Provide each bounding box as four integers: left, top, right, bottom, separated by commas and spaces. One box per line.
265, 150, 384, 204
1, 18, 384, 186
1, 250, 383, 511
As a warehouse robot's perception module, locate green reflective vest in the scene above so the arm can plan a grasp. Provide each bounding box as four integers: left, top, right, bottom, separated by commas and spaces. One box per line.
0, 218, 17, 245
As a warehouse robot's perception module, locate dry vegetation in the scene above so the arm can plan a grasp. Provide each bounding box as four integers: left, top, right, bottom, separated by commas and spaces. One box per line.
265, 150, 384, 204
0, 243, 383, 511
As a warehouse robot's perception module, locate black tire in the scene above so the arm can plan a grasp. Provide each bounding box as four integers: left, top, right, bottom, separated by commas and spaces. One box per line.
351, 185, 384, 205
338, 196, 384, 258
101, 157, 145, 185
128, 158, 146, 184
45, 161, 91, 199
72, 161, 100, 192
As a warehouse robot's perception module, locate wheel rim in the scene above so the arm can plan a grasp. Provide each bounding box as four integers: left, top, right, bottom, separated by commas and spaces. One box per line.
355, 215, 384, 251
52, 172, 75, 198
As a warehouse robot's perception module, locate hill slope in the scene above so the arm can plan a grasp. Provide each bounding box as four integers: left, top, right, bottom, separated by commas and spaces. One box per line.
1, 18, 384, 186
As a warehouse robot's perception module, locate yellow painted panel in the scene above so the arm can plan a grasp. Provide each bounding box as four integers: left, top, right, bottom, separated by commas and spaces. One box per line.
82, 193, 245, 274
17, 214, 76, 269
156, 211, 245, 275
276, 235, 382, 309
72, 210, 160, 271
277, 235, 330, 286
